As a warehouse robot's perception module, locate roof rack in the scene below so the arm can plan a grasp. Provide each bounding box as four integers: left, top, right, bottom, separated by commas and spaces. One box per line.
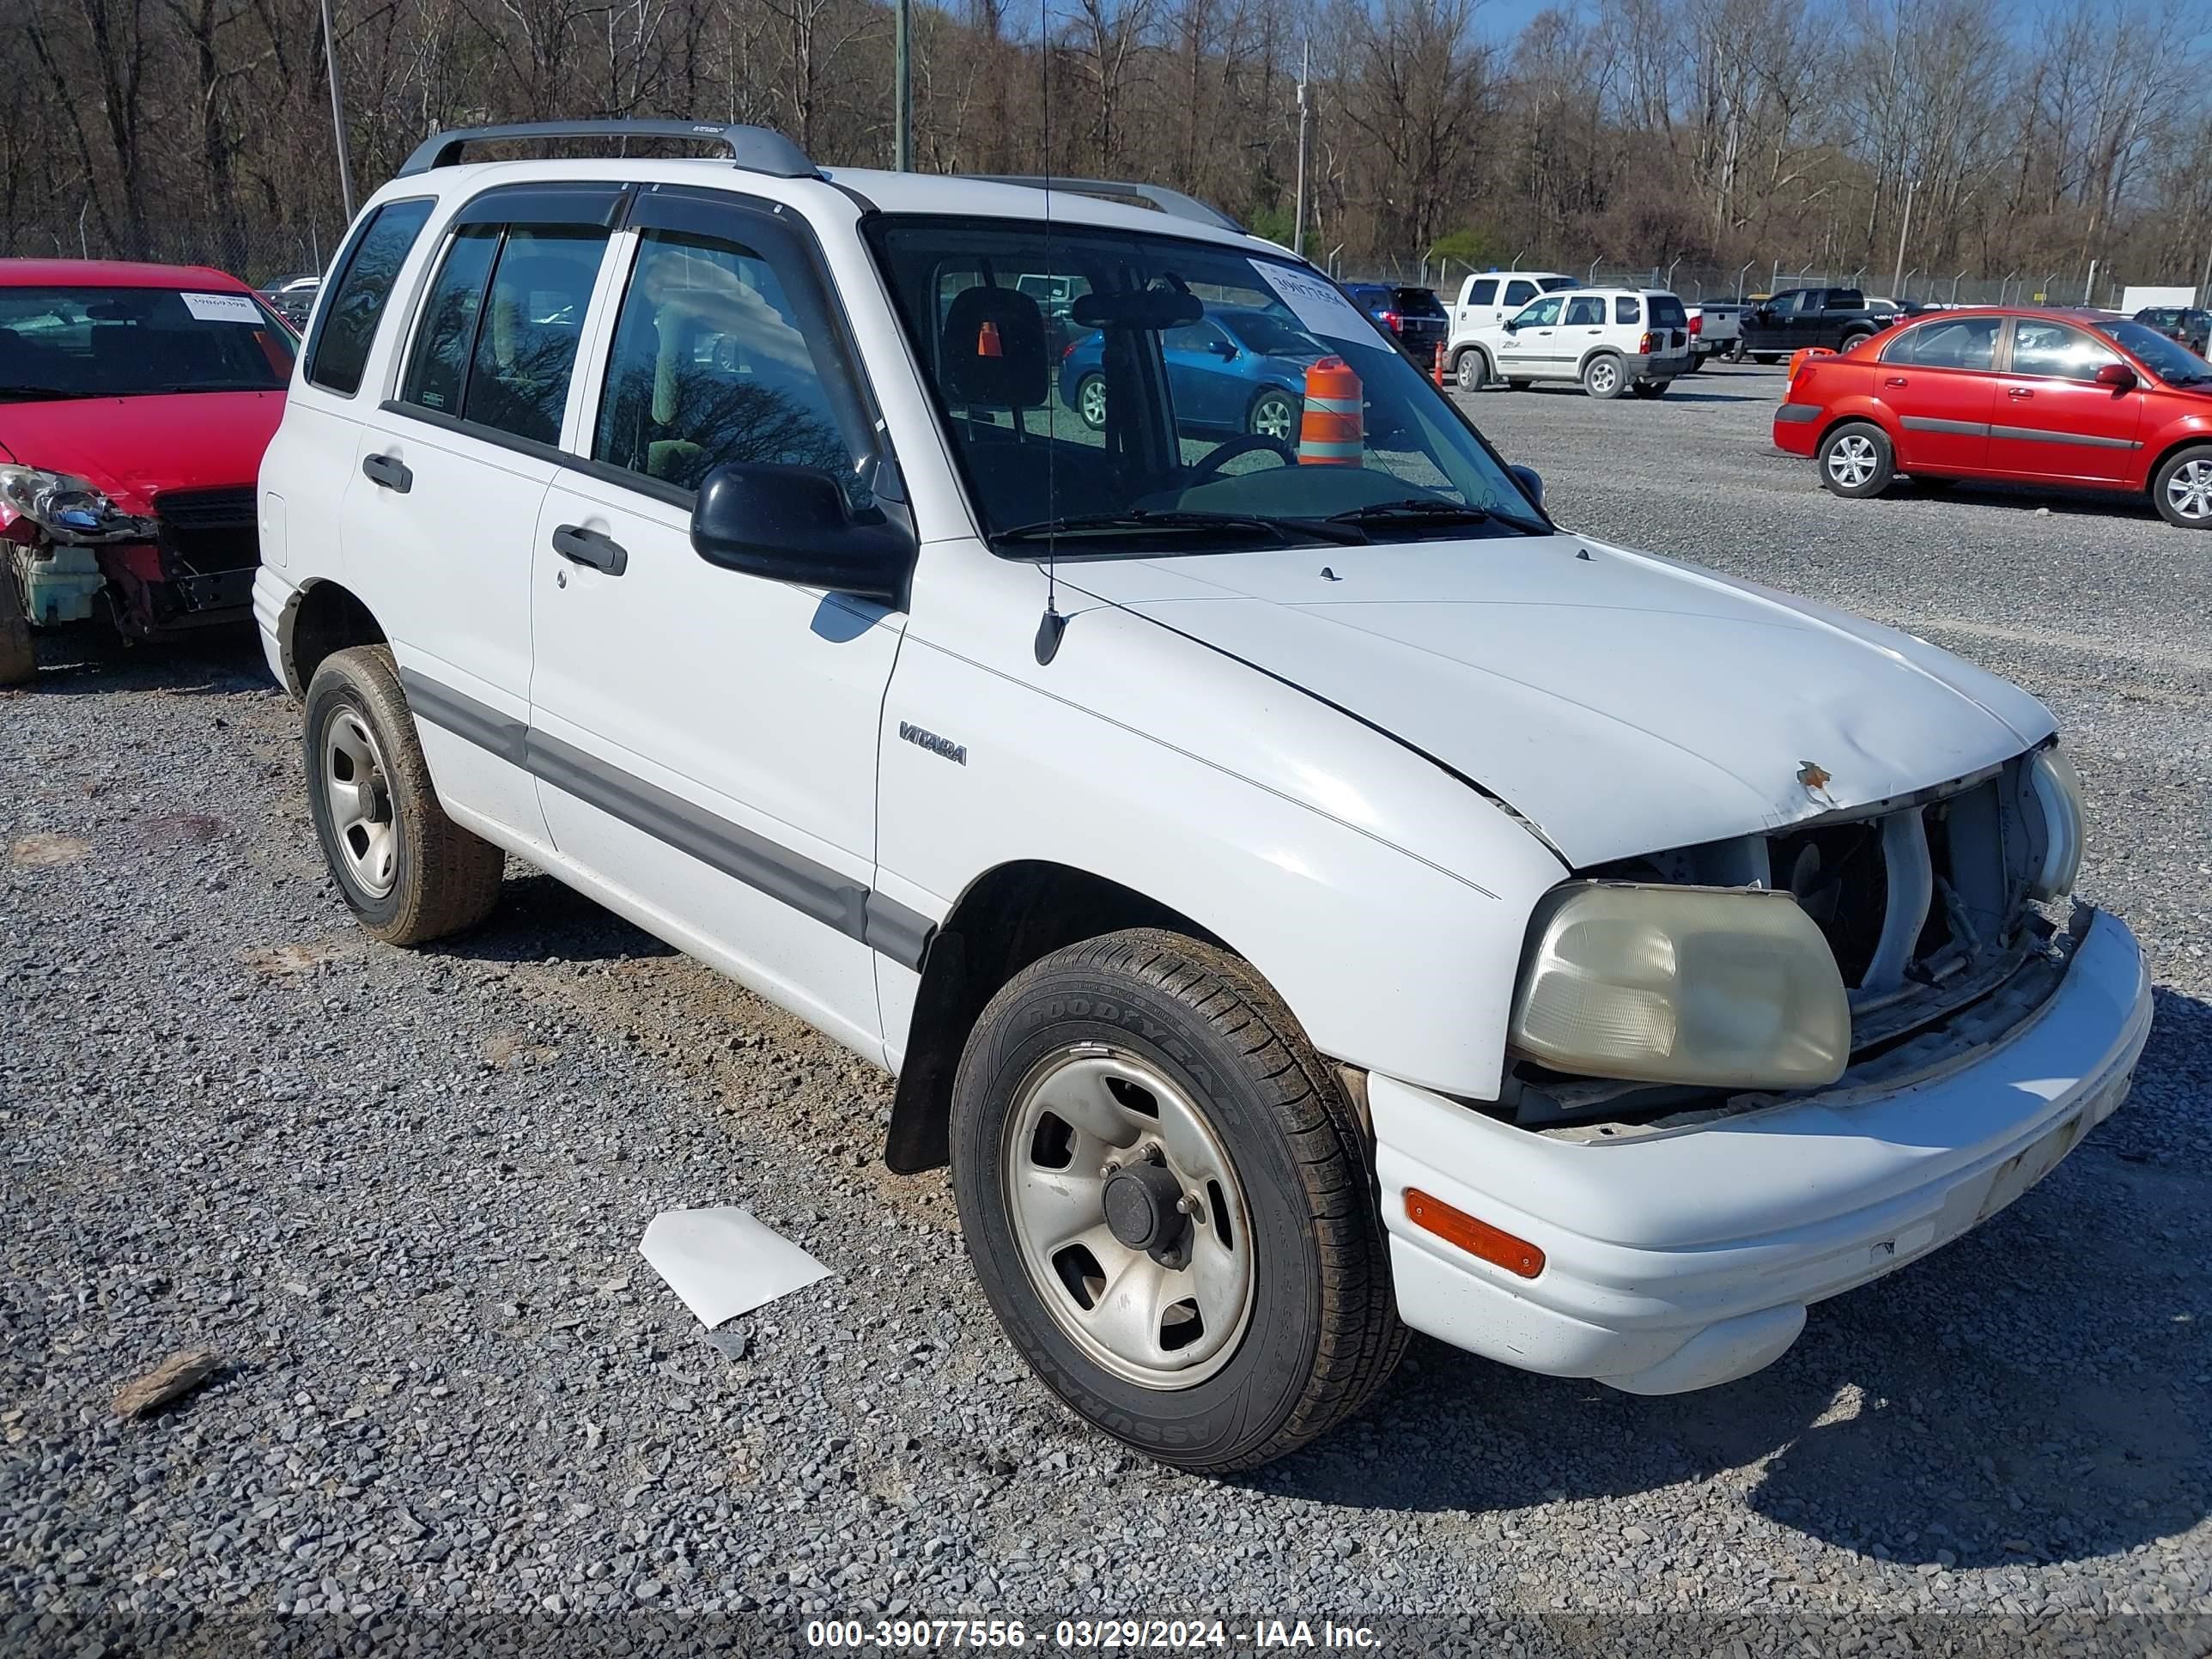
968, 176, 1244, 234
397, 120, 817, 181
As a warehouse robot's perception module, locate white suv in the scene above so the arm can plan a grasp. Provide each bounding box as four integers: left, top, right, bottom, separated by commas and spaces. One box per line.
1452, 287, 1693, 397
257, 121, 2149, 1474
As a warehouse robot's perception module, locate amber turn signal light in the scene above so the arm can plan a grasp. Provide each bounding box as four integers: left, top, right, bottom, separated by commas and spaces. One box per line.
1404, 1188, 1545, 1279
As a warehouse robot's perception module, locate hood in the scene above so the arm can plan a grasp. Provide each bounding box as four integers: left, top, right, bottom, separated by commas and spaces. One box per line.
0, 392, 284, 515
1065, 533, 2054, 867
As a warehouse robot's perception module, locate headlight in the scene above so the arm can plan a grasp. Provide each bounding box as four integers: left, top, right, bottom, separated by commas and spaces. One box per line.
2027, 745, 2084, 901
0, 464, 143, 543
1508, 883, 1850, 1091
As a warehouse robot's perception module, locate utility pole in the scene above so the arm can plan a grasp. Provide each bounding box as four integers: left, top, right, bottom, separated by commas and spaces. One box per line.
2198, 231, 2209, 306
1890, 179, 1917, 301
319, 0, 356, 222
894, 0, 912, 170
1292, 40, 1310, 258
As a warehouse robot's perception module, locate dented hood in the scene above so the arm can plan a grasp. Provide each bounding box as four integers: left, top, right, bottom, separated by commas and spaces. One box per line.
0, 392, 283, 516
1066, 534, 2054, 867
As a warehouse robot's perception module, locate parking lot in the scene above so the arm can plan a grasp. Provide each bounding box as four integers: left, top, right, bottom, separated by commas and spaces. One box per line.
3, 362, 2209, 1651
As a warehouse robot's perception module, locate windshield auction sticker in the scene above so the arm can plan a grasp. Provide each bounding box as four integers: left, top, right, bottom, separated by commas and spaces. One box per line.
179, 290, 265, 324
1249, 261, 1375, 343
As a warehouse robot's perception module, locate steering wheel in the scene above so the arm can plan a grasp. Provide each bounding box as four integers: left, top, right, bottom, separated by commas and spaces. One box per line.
1187, 433, 1297, 484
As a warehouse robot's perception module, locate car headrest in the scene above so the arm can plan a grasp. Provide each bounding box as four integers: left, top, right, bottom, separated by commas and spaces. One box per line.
941, 286, 1046, 408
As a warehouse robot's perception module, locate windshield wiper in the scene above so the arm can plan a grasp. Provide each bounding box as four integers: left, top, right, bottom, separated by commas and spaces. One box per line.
1326, 497, 1547, 536
0, 383, 78, 403
995, 508, 1366, 547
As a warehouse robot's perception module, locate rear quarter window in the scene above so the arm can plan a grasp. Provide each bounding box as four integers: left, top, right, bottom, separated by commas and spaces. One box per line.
307, 198, 435, 397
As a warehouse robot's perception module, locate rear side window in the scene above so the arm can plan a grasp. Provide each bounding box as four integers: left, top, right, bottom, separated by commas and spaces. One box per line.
1466, 279, 1497, 306
1614, 296, 1641, 325
1563, 295, 1605, 326
1881, 317, 1999, 370
1649, 295, 1687, 328
306, 198, 434, 396
2009, 319, 2118, 383
399, 223, 611, 446
1504, 280, 1536, 307
1830, 289, 1864, 308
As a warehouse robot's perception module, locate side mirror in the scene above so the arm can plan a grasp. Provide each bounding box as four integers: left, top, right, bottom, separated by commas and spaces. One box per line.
1208, 339, 1239, 359
2094, 362, 2137, 391
690, 462, 913, 605
1502, 318, 1521, 331
1509, 465, 1544, 507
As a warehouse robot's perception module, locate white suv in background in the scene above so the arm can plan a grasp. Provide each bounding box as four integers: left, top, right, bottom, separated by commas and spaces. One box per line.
1452, 287, 1694, 398
256, 121, 2148, 1476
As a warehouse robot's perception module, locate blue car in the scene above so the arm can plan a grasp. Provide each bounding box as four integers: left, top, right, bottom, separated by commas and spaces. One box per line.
1058, 305, 1328, 443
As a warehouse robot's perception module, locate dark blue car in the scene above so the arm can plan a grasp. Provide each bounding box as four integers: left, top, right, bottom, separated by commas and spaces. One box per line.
1058, 305, 1328, 442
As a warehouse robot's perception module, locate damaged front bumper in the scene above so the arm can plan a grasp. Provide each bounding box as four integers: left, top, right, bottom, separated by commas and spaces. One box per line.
1370, 906, 2151, 1394
8, 485, 259, 639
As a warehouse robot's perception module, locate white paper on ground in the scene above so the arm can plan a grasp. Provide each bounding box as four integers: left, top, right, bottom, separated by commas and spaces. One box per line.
640, 1206, 833, 1328
179, 290, 265, 324
1249, 259, 1374, 343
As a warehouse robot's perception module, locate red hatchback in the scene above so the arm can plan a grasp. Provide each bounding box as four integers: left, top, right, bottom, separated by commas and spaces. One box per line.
0, 259, 294, 649
1772, 307, 2212, 529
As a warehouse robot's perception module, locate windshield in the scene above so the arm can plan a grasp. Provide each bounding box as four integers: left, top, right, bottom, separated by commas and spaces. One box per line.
0, 285, 294, 400
867, 217, 1545, 554
2104, 320, 2211, 385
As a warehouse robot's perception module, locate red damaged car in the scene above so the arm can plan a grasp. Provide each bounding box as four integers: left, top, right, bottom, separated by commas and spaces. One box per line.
1772, 306, 2212, 529
0, 259, 293, 659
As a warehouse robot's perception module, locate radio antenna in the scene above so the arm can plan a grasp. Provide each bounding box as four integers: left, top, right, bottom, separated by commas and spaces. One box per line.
1034, 0, 1068, 665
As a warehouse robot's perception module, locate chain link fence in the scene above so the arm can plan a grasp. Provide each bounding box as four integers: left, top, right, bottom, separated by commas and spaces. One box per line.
2, 213, 334, 288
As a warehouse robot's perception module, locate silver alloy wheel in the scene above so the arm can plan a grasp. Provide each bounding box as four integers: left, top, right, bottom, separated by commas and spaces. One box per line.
322, 709, 398, 898
1250, 393, 1296, 442
2167, 459, 2212, 520
1586, 358, 1619, 396
1079, 376, 1108, 429
1001, 1044, 1256, 1390
1827, 433, 1879, 489
1455, 350, 1483, 391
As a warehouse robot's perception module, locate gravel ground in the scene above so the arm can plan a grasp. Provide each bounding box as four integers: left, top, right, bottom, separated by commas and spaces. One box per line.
3, 365, 2209, 1656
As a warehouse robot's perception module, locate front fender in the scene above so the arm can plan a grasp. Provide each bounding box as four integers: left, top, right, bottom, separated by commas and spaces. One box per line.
874, 542, 1568, 1098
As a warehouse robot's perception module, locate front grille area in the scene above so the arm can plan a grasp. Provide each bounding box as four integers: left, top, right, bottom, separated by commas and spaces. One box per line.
155, 486, 259, 579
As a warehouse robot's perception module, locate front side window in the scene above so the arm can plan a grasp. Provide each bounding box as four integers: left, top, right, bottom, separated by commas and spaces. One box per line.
399, 222, 609, 444
308, 198, 434, 396
0, 286, 293, 402
1515, 295, 1565, 328
1881, 316, 1999, 370
592, 226, 872, 499
2009, 320, 2118, 383
868, 217, 1543, 556
1563, 295, 1605, 326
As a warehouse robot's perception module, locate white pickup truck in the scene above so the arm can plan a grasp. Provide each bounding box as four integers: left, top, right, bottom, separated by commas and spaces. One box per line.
1687, 301, 1744, 367
1444, 270, 1579, 361
256, 122, 2148, 1474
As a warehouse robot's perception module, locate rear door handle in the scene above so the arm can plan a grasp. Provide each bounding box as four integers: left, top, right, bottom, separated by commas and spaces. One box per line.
361, 453, 411, 493
551, 523, 629, 577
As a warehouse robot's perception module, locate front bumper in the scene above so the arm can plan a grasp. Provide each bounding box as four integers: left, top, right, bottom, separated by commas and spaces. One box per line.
1370, 908, 2151, 1394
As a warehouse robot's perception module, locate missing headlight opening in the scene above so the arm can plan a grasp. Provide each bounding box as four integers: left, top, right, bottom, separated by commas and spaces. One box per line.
1502, 746, 2083, 1136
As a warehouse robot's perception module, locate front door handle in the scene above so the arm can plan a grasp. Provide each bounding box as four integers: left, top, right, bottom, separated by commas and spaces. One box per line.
551, 523, 629, 576
1884, 376, 1908, 387
2007, 386, 2034, 399
361, 453, 411, 493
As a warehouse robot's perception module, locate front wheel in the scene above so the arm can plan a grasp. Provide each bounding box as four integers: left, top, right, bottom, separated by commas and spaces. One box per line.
2153, 445, 2212, 529
949, 929, 1404, 1473
1247, 387, 1298, 443
1819, 421, 1895, 499
1075, 373, 1108, 431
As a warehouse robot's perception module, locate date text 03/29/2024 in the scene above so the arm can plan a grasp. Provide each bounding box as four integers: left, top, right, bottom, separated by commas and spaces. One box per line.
804, 1619, 1382, 1650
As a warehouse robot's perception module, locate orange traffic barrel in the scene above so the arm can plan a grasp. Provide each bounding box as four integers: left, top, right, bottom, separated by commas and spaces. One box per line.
1299, 357, 1363, 465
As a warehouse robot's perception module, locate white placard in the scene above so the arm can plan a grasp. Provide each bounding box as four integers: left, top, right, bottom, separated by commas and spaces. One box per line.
180, 290, 264, 324
1249, 260, 1376, 343
640, 1206, 832, 1328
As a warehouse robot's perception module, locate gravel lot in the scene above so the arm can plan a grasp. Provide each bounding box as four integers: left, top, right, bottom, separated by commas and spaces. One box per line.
3, 364, 2208, 1655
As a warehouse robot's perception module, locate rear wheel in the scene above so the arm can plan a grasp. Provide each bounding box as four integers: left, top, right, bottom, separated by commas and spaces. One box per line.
1452, 347, 1490, 392
1504, 378, 1534, 392
303, 645, 505, 945
1630, 379, 1668, 399
2154, 445, 2212, 529
1819, 421, 1895, 499
949, 928, 1404, 1472
1076, 373, 1108, 431
1753, 353, 1779, 365
1583, 353, 1627, 399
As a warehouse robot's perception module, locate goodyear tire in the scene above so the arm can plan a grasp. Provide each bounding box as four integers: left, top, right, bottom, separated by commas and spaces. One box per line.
303, 645, 505, 945
950, 928, 1404, 1473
